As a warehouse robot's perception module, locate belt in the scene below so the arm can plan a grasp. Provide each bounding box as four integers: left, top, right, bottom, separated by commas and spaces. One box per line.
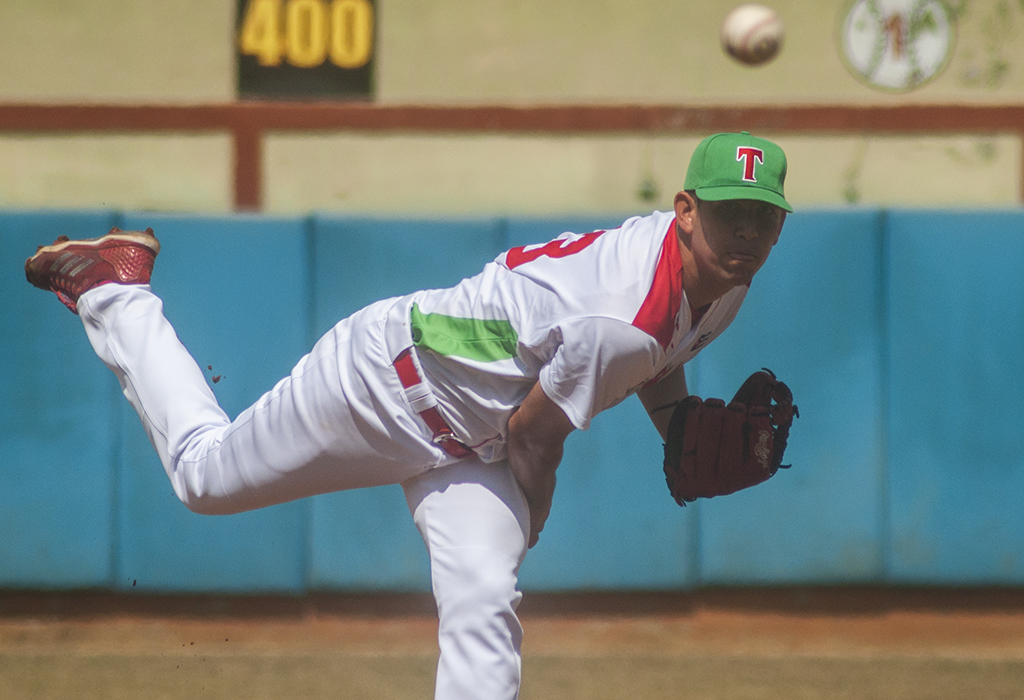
393, 348, 475, 459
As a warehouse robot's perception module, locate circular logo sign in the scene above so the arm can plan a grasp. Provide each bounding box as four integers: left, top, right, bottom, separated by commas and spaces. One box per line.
839, 0, 955, 92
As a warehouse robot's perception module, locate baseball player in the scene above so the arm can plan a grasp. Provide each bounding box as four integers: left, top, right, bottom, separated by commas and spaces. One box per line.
25, 132, 792, 700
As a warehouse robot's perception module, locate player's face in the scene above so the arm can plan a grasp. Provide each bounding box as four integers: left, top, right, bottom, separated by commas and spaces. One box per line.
685, 196, 785, 286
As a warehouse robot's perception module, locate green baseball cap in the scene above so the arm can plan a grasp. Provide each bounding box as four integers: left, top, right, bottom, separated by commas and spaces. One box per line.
684, 132, 793, 212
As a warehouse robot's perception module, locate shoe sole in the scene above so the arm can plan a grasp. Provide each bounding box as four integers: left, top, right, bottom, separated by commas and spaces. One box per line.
27, 230, 161, 265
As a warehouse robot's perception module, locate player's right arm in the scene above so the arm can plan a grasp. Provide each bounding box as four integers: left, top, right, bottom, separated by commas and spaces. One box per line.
507, 382, 576, 548
637, 363, 688, 441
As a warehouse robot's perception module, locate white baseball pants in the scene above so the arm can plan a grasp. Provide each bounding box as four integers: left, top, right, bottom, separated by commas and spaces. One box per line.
77, 283, 530, 700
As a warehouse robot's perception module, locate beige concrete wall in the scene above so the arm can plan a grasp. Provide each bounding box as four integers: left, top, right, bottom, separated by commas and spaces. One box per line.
0, 1, 1022, 213
263, 132, 1022, 215
0, 1, 236, 103
380, 0, 1024, 105
0, 134, 233, 212
783, 133, 1022, 208
3, 0, 1023, 104
264, 133, 700, 215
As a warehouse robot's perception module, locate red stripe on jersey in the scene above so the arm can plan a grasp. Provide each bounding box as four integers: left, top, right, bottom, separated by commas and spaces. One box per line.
631, 221, 682, 350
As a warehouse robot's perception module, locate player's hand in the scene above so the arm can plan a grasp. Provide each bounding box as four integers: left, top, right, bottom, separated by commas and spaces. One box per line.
510, 432, 560, 549
507, 383, 575, 548
524, 480, 555, 548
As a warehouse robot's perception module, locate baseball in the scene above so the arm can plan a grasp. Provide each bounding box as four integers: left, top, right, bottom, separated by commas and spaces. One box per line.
721, 4, 784, 66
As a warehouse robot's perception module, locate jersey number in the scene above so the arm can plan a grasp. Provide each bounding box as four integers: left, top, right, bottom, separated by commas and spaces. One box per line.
505, 231, 604, 269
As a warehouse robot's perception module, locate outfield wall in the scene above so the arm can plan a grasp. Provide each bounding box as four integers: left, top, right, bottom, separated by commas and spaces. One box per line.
2, 208, 1023, 593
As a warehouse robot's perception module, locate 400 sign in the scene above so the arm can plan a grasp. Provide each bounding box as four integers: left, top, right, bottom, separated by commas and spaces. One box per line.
237, 0, 375, 99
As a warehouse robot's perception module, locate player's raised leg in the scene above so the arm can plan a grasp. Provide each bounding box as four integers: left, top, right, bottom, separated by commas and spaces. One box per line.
26, 228, 442, 514
403, 459, 531, 700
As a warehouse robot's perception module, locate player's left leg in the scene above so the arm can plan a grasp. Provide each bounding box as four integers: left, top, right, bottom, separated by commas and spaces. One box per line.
403, 458, 530, 700
26, 228, 446, 514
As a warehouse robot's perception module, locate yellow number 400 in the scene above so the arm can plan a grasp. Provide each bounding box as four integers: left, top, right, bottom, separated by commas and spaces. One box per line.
239, 0, 374, 69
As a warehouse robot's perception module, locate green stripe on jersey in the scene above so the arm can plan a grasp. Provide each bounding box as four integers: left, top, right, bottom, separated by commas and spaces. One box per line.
410, 303, 518, 362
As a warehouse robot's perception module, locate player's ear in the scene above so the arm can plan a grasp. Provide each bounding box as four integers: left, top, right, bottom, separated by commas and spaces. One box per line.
674, 191, 697, 234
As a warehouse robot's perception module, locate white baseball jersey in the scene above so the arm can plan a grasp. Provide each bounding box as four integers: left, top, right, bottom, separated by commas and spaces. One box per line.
385, 210, 748, 462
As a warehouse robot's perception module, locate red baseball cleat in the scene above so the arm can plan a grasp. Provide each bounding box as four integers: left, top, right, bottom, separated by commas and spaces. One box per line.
25, 227, 161, 314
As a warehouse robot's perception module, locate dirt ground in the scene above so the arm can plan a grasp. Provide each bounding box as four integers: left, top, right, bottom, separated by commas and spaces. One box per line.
2, 588, 1023, 700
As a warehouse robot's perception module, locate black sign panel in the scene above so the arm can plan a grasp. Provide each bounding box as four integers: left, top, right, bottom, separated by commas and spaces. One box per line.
236, 0, 375, 100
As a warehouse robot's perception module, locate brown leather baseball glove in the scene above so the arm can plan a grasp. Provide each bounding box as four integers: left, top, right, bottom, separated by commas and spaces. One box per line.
662, 369, 798, 505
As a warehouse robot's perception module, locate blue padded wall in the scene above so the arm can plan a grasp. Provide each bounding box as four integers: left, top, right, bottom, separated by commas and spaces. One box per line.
693, 209, 889, 584
0, 211, 119, 588
519, 404, 697, 590
886, 210, 1024, 584
3, 208, 1024, 592
113, 213, 311, 593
